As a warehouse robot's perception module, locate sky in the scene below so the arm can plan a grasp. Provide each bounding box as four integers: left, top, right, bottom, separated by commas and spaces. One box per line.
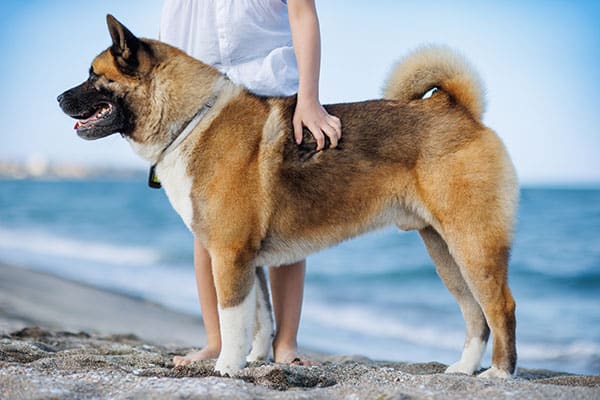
0, 0, 599, 184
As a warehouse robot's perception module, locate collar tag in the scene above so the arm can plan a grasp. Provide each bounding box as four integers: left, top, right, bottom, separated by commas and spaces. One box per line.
148, 164, 162, 189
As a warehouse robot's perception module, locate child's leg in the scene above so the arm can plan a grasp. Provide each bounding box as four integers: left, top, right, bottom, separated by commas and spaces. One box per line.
173, 239, 221, 366
269, 260, 314, 365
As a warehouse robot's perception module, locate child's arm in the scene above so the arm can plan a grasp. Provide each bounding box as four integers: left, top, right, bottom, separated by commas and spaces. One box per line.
288, 0, 342, 150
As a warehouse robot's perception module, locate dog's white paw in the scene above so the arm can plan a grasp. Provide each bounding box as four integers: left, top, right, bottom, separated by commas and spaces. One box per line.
246, 322, 273, 362
478, 366, 513, 379
445, 338, 485, 375
214, 356, 245, 377
445, 360, 478, 375
246, 343, 271, 363
215, 281, 257, 376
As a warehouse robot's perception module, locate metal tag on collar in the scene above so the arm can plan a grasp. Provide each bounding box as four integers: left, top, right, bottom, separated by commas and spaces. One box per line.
148, 164, 162, 189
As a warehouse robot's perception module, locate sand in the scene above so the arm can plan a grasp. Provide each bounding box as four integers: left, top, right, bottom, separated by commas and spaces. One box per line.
0, 263, 598, 399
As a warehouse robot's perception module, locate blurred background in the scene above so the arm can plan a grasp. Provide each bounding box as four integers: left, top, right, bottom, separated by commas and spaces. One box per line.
0, 1, 598, 374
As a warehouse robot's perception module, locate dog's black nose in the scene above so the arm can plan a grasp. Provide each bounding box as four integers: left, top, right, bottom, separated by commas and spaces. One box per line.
57, 93, 64, 103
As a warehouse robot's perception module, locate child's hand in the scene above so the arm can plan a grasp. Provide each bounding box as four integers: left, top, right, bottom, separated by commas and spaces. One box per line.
293, 97, 341, 150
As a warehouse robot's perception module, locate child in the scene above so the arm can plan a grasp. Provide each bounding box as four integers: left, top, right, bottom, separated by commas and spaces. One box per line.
160, 0, 341, 365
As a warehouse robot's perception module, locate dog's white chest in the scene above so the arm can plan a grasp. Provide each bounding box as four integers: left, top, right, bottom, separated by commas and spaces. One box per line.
155, 149, 194, 231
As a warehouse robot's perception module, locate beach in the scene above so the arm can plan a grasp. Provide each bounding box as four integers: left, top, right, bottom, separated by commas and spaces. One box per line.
1, 263, 598, 400
2, 180, 599, 375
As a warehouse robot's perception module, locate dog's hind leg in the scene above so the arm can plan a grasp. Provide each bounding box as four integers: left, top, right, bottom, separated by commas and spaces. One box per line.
439, 224, 517, 379
247, 267, 274, 362
416, 131, 518, 378
419, 226, 490, 375
212, 253, 256, 376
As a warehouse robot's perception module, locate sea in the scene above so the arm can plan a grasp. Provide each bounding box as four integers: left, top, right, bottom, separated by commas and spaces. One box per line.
0, 178, 598, 375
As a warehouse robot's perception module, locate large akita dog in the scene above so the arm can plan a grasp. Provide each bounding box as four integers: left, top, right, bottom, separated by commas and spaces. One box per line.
58, 15, 518, 378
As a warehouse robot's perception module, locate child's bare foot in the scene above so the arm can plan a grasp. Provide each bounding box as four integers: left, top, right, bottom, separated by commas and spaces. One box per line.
273, 343, 320, 366
173, 346, 220, 366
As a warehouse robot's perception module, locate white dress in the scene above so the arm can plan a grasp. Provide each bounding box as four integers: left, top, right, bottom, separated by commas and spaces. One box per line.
160, 0, 298, 96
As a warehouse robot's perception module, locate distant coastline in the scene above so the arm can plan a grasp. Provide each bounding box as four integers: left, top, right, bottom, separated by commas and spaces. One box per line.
1, 159, 599, 189
0, 159, 145, 180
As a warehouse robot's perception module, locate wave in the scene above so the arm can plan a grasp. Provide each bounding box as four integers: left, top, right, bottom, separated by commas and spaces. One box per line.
302, 301, 465, 350
302, 300, 600, 369
517, 340, 600, 362
510, 267, 600, 289
0, 226, 160, 266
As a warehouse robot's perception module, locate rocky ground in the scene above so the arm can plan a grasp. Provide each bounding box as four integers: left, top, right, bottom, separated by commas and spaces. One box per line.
1, 326, 599, 400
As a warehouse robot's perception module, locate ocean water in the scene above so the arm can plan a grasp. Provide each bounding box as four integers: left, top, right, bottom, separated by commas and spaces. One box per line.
0, 178, 598, 375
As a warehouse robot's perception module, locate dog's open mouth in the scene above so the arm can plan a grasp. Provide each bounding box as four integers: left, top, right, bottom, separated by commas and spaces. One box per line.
74, 103, 114, 131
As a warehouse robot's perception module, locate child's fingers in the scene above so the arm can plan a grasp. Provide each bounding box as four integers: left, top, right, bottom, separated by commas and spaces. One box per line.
322, 123, 339, 148
293, 119, 304, 144
328, 115, 342, 137
308, 124, 325, 150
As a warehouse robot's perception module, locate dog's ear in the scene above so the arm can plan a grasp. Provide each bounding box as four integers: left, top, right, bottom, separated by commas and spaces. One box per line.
106, 14, 140, 75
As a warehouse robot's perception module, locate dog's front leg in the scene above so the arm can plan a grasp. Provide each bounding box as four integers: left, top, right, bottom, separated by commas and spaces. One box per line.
211, 252, 256, 376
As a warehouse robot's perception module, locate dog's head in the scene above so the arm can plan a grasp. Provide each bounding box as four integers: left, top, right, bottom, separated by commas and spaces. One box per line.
57, 15, 155, 141
57, 15, 220, 159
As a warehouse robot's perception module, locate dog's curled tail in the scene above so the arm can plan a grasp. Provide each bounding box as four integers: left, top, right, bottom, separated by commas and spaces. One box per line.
383, 45, 486, 120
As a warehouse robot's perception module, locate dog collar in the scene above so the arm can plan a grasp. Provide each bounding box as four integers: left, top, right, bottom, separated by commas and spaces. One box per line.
148, 93, 218, 189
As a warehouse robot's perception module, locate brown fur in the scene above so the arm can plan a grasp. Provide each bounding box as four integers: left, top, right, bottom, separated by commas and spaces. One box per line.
61, 16, 519, 376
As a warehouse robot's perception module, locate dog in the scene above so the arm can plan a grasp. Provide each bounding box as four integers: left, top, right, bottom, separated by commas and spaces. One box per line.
58, 15, 519, 378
